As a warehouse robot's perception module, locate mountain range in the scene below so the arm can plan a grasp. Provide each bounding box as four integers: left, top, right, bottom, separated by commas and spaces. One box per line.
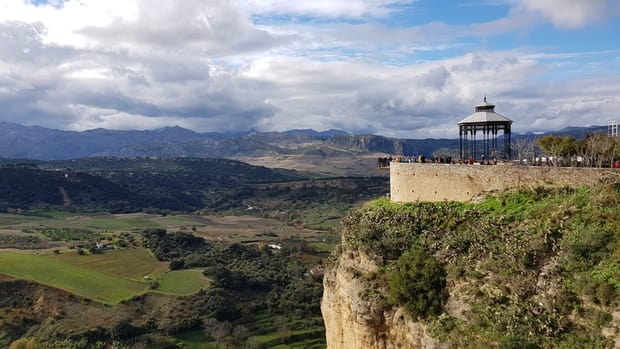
0, 122, 608, 161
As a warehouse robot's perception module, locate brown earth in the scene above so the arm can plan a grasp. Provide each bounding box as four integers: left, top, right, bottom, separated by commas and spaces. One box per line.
233, 153, 390, 177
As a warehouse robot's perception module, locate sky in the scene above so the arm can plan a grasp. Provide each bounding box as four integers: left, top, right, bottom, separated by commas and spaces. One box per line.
0, 0, 619, 138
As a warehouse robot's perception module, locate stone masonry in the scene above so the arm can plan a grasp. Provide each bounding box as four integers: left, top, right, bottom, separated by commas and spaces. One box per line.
390, 162, 612, 202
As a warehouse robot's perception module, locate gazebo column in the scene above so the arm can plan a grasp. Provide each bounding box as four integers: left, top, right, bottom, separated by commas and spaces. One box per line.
492, 125, 498, 160
484, 125, 490, 159
459, 126, 464, 160
472, 127, 476, 160
505, 125, 511, 160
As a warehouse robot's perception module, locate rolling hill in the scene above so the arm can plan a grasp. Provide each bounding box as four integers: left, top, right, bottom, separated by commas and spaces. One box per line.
0, 122, 608, 161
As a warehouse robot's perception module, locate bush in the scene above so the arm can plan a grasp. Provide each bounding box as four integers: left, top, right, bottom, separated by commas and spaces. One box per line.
9, 338, 41, 349
385, 248, 447, 319
110, 319, 143, 340
499, 336, 540, 349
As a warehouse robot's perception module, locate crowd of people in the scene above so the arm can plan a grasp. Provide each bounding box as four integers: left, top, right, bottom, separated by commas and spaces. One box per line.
377, 154, 455, 168
378, 154, 620, 169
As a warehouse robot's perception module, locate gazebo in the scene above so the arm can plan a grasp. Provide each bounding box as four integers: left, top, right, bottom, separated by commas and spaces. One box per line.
458, 97, 512, 161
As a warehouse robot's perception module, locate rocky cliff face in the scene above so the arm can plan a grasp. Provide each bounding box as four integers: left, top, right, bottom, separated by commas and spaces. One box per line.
321, 187, 620, 349
321, 250, 442, 349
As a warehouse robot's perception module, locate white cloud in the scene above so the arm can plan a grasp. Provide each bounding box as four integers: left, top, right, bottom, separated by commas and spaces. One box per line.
245, 0, 417, 19
0, 0, 139, 48
0, 0, 619, 140
517, 0, 616, 28
77, 0, 285, 57
240, 51, 547, 137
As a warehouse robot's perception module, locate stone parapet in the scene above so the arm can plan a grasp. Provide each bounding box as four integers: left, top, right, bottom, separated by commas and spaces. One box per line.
390, 162, 611, 202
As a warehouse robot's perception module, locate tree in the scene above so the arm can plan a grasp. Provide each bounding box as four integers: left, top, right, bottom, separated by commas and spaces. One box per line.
274, 315, 292, 344
585, 134, 618, 168
570, 134, 620, 168
536, 135, 576, 166
231, 325, 250, 346
511, 137, 536, 165
203, 318, 231, 348
386, 248, 448, 319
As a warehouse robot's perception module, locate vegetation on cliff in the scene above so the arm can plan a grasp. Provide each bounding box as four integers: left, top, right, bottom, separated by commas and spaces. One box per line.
385, 248, 447, 320
339, 176, 620, 348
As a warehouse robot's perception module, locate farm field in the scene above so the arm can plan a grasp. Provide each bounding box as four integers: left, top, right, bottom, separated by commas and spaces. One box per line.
0, 212, 164, 232
53, 247, 168, 279
0, 251, 147, 304
0, 210, 334, 303
0, 248, 208, 304
0, 209, 332, 347
0, 211, 323, 242
155, 269, 211, 295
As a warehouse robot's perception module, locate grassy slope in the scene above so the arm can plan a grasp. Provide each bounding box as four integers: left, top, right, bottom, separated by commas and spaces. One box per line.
0, 252, 146, 304
0, 249, 210, 304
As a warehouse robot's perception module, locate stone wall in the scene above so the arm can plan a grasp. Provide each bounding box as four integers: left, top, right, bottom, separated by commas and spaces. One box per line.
390, 162, 612, 202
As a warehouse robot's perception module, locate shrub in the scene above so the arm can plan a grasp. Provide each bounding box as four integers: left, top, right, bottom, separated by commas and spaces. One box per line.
499, 336, 540, 349
110, 319, 143, 340
385, 248, 447, 319
9, 338, 41, 349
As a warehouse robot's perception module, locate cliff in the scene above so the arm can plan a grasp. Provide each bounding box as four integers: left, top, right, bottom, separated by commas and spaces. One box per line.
322, 181, 620, 349
322, 250, 441, 349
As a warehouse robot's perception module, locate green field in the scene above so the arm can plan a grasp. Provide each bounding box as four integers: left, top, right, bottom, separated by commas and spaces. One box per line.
0, 212, 209, 232
156, 269, 211, 295
0, 211, 328, 245
42, 216, 163, 231
55, 248, 168, 279
0, 212, 165, 231
0, 210, 327, 307
35, 211, 77, 219
0, 213, 45, 226
0, 249, 210, 304
0, 252, 147, 304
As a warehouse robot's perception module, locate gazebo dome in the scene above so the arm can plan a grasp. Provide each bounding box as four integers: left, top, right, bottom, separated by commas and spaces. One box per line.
458, 110, 513, 125
458, 97, 512, 125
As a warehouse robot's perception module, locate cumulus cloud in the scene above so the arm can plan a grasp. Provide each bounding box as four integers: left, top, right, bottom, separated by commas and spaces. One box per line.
0, 15, 277, 132
0, 0, 619, 139
240, 51, 547, 138
517, 0, 616, 28
79, 0, 285, 57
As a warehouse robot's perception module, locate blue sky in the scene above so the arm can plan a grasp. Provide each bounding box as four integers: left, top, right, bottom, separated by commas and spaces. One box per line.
0, 0, 619, 138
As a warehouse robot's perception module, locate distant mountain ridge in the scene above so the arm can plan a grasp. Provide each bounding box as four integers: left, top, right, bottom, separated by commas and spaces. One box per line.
0, 122, 608, 160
